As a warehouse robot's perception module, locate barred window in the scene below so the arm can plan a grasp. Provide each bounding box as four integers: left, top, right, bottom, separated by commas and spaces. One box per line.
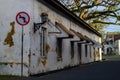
85, 45, 87, 57
40, 27, 47, 57
57, 38, 62, 58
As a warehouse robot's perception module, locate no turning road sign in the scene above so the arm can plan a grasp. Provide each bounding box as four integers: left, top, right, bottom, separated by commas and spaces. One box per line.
16, 11, 30, 26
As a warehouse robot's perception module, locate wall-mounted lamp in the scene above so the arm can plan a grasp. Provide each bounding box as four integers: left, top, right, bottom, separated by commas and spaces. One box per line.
34, 13, 48, 33
41, 13, 48, 23
34, 23, 42, 33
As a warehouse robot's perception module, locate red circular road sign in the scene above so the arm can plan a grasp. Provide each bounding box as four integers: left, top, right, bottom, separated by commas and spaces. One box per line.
16, 11, 30, 26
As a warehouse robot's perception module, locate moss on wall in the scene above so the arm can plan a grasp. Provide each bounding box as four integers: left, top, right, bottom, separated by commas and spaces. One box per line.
55, 47, 58, 53
57, 58, 63, 61
46, 43, 50, 54
0, 62, 28, 68
40, 43, 50, 67
41, 57, 47, 67
4, 21, 15, 47
55, 47, 63, 62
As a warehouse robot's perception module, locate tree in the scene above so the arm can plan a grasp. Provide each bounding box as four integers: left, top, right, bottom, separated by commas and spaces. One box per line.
58, 0, 120, 31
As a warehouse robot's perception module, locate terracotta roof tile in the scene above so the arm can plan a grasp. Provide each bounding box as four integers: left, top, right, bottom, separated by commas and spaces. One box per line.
84, 36, 91, 42
70, 29, 95, 44
70, 29, 80, 38
56, 22, 74, 37
76, 32, 86, 41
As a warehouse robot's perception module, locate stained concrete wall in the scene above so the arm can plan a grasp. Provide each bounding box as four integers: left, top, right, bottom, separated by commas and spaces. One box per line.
0, 0, 33, 76
0, 0, 101, 76
29, 0, 102, 75
114, 40, 120, 55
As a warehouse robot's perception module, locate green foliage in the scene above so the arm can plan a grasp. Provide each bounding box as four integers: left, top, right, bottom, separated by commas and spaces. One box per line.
58, 0, 120, 31
107, 32, 120, 34
58, 0, 120, 42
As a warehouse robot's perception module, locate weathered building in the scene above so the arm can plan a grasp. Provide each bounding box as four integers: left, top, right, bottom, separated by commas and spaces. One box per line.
0, 0, 102, 76
103, 32, 120, 54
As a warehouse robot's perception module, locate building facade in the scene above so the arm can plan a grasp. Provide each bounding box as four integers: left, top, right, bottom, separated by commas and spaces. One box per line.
0, 0, 102, 76
103, 32, 120, 55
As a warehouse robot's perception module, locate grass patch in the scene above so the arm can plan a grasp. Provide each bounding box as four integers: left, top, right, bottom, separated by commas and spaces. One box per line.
102, 58, 106, 60
103, 53, 120, 56
0, 75, 24, 79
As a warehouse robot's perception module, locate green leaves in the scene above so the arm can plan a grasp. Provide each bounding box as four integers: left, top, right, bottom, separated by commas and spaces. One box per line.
58, 0, 120, 29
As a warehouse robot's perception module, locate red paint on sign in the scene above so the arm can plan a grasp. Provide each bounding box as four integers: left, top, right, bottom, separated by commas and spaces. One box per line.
16, 11, 30, 26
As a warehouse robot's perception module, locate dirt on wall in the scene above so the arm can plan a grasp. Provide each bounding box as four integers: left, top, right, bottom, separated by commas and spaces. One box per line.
4, 21, 15, 47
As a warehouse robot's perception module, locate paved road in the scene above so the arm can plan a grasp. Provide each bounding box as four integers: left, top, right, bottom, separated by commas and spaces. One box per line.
2, 56, 120, 80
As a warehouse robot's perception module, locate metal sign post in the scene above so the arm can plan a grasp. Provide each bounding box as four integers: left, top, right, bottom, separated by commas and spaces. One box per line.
16, 11, 30, 78
21, 26, 24, 78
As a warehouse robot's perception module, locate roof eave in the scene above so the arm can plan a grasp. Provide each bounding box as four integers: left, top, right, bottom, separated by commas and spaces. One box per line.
39, 0, 102, 37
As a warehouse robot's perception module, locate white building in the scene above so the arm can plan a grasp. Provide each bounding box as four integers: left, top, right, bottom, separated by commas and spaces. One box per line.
114, 39, 120, 55
0, 0, 102, 76
103, 32, 120, 55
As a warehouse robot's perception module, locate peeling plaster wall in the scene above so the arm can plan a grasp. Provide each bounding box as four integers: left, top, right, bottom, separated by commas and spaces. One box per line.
0, 0, 33, 76
0, 0, 101, 76
29, 0, 101, 75
114, 40, 120, 55
118, 40, 120, 55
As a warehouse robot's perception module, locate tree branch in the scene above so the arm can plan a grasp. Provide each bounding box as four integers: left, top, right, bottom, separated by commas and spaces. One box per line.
93, 20, 120, 25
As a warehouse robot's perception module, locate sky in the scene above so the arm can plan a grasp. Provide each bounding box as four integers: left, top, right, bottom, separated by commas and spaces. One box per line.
59, 0, 120, 33
104, 25, 120, 33
94, 3, 120, 33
